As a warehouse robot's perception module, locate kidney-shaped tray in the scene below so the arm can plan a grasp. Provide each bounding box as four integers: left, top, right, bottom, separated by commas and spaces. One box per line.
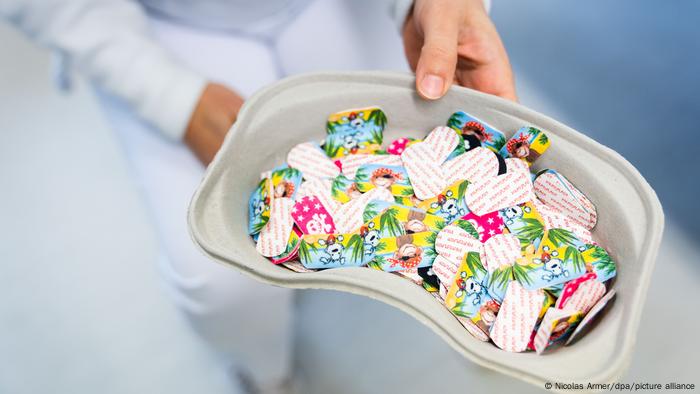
188, 72, 663, 390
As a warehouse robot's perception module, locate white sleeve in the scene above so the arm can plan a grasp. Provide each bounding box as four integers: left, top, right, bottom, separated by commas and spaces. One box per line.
388, 0, 492, 32
0, 0, 208, 140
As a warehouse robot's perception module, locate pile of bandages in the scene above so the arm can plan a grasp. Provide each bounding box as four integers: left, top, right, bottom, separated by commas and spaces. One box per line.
248, 107, 617, 354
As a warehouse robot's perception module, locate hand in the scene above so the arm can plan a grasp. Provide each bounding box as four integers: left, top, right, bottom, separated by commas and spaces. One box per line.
184, 83, 244, 165
403, 0, 517, 101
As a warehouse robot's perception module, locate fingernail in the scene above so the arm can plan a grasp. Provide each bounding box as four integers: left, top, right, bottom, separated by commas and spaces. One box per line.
420, 74, 445, 99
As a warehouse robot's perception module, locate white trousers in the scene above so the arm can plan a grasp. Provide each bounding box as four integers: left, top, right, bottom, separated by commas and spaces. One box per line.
96, 0, 407, 388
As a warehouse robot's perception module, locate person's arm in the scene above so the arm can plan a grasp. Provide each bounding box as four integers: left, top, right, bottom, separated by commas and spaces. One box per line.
392, 0, 516, 101
1, 0, 240, 164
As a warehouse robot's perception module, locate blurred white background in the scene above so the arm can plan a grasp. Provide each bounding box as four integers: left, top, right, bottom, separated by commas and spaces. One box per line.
1, 1, 699, 393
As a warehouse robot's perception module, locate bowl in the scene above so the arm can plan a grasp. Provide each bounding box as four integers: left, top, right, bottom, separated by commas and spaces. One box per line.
188, 71, 663, 390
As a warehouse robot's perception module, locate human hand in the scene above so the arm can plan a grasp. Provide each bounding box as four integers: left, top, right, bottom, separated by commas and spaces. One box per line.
403, 0, 517, 101
184, 83, 244, 165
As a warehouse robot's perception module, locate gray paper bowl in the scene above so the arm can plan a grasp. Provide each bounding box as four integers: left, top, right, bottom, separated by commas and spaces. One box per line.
188, 72, 663, 390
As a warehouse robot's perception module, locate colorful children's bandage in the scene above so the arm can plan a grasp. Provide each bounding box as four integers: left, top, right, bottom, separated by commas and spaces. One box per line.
434, 222, 482, 267
482, 234, 522, 273
269, 166, 303, 199
324, 107, 385, 158
287, 142, 341, 180
442, 147, 500, 185
371, 231, 438, 272
248, 178, 272, 235
565, 289, 616, 345
249, 106, 618, 355
445, 252, 500, 337
532, 199, 595, 245
500, 202, 546, 250
555, 273, 606, 314
362, 201, 446, 238
461, 210, 505, 243
581, 245, 617, 282
533, 307, 582, 354
354, 163, 414, 197
297, 178, 341, 214
464, 159, 535, 216
292, 196, 336, 235
332, 187, 394, 233
271, 227, 303, 264
534, 169, 597, 230
329, 174, 359, 203
338, 153, 402, 179
416, 180, 469, 224
256, 197, 296, 257
490, 281, 545, 352
299, 232, 374, 269
400, 126, 460, 200
500, 127, 550, 165
446, 111, 507, 153
386, 137, 419, 155
513, 229, 590, 291
431, 255, 460, 286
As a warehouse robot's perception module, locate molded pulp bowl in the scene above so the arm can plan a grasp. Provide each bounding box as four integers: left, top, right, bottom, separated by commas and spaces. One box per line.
188, 72, 664, 391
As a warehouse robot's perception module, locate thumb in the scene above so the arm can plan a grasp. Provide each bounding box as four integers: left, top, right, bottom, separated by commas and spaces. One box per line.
415, 7, 459, 100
